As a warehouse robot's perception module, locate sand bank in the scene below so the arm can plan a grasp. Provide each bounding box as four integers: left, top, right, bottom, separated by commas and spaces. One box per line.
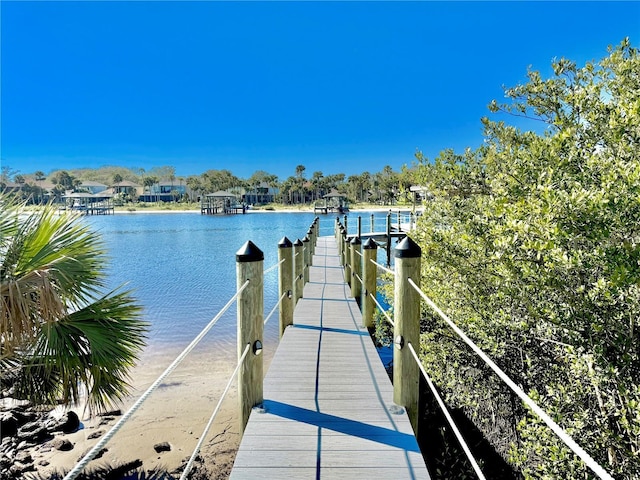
30, 345, 247, 479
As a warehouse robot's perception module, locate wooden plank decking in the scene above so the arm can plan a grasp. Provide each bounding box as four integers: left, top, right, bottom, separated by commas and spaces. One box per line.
230, 236, 430, 479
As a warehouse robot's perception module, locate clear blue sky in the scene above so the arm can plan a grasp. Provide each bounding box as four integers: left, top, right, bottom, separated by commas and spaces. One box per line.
2, 1, 639, 181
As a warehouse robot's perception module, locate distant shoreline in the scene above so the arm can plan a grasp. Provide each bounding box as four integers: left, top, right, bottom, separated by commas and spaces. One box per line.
113, 205, 414, 214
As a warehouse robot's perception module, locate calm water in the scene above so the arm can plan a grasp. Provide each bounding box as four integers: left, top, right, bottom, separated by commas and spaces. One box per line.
84, 211, 395, 360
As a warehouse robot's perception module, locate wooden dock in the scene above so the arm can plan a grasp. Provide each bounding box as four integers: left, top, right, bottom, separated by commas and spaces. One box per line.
230, 236, 429, 479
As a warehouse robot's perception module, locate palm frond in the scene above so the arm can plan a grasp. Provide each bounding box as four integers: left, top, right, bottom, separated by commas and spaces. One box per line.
16, 289, 147, 412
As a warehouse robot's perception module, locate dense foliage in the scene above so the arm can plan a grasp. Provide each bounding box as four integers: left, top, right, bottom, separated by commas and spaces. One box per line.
0, 196, 148, 412
410, 39, 639, 478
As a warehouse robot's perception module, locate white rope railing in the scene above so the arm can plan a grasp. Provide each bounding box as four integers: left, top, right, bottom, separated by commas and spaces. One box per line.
180, 342, 251, 480
264, 258, 285, 275
64, 280, 251, 480
264, 292, 287, 326
407, 342, 486, 480
354, 249, 363, 257
406, 278, 614, 480
370, 292, 394, 327
370, 258, 394, 275
354, 272, 363, 286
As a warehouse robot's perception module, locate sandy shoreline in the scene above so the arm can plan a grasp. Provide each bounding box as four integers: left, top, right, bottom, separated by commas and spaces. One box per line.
26, 344, 259, 478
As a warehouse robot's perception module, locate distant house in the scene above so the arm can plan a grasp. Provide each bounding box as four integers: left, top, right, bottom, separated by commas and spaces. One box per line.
111, 180, 141, 195
80, 181, 108, 194
1, 181, 22, 194
242, 182, 279, 205
137, 179, 187, 202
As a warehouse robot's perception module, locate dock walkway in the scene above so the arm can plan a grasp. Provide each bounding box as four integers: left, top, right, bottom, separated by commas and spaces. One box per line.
230, 236, 429, 479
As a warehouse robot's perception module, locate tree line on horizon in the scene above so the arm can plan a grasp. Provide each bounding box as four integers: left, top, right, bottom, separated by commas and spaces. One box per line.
1, 162, 420, 206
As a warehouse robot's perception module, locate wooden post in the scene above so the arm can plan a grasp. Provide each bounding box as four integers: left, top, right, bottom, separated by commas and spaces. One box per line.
293, 239, 304, 304
386, 211, 392, 266
343, 214, 348, 235
344, 231, 351, 286
278, 237, 293, 338
350, 236, 362, 300
362, 238, 377, 328
357, 215, 362, 239
393, 236, 421, 435
309, 225, 316, 256
313, 217, 320, 248
335, 216, 340, 240
370, 213, 375, 233
307, 229, 314, 264
410, 212, 415, 231
340, 226, 347, 268
303, 235, 310, 284
236, 241, 264, 434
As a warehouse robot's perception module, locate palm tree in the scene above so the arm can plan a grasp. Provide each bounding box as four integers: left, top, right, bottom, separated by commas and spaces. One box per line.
0, 194, 147, 412
34, 170, 46, 204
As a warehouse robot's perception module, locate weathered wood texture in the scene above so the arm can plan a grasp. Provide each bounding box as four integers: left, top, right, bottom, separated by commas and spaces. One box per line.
230, 236, 430, 479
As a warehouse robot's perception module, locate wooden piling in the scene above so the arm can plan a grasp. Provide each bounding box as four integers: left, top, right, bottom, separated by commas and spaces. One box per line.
393, 236, 421, 435
236, 241, 264, 434
309, 226, 316, 257
307, 229, 314, 265
362, 238, 377, 328
278, 237, 293, 338
340, 226, 347, 269
350, 236, 362, 300
386, 212, 392, 266
303, 235, 310, 284
344, 230, 351, 286
293, 239, 304, 305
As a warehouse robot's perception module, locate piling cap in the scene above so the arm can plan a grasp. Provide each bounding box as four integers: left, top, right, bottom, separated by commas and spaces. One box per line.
236, 240, 264, 262
394, 236, 422, 259
293, 238, 303, 247
307, 229, 312, 236
350, 236, 361, 245
303, 235, 310, 243
363, 238, 378, 250
278, 236, 293, 248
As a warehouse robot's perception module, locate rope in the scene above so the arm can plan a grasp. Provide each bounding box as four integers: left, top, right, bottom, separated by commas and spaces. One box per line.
179, 343, 251, 480
406, 278, 614, 480
370, 259, 394, 275
63, 279, 251, 480
264, 258, 285, 275
264, 292, 287, 325
354, 272, 363, 286
354, 249, 363, 257
407, 343, 486, 480
370, 292, 394, 327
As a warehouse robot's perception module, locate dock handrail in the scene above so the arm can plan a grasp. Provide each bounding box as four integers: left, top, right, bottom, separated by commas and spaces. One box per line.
335, 216, 614, 480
